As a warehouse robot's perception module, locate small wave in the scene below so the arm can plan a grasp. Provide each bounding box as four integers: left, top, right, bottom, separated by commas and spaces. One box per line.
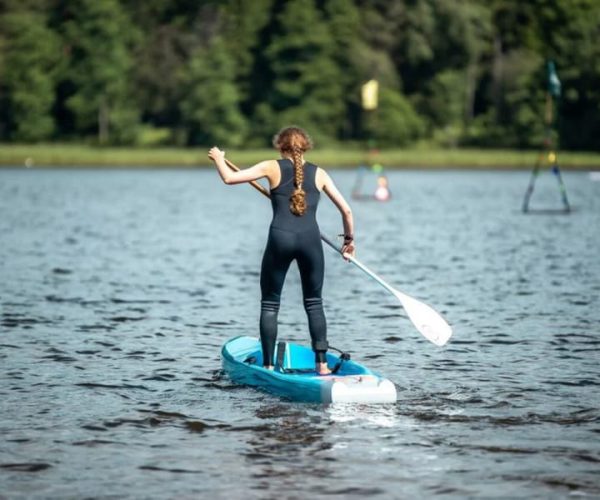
81, 425, 108, 432
317, 486, 386, 496
1, 314, 53, 328
51, 267, 73, 275
41, 354, 77, 363
185, 421, 209, 433
0, 463, 52, 472
503, 474, 600, 495
544, 379, 600, 387
110, 298, 171, 304
485, 339, 530, 345
400, 408, 600, 426
45, 295, 82, 303
139, 465, 203, 474
109, 316, 146, 322
75, 382, 153, 391
383, 336, 404, 343
140, 374, 177, 382
77, 324, 116, 332
72, 439, 119, 447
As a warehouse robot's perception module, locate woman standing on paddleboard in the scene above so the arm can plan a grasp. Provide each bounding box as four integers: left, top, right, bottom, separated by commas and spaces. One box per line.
209, 126, 355, 375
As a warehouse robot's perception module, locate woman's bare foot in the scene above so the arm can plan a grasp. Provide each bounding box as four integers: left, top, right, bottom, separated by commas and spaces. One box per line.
316, 362, 331, 375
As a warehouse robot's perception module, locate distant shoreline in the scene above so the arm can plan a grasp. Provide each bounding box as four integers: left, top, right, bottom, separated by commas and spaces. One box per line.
1, 144, 599, 169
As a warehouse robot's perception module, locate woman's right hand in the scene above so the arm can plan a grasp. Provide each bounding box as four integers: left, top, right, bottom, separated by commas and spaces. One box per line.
341, 241, 355, 261
208, 146, 225, 163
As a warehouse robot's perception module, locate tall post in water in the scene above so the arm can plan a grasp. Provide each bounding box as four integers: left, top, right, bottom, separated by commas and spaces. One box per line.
522, 60, 571, 213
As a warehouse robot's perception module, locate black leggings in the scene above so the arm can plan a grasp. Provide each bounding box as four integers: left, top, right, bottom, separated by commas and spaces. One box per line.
260, 226, 327, 366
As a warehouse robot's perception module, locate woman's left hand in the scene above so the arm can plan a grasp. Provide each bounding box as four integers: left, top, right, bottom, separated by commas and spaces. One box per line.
208, 146, 225, 163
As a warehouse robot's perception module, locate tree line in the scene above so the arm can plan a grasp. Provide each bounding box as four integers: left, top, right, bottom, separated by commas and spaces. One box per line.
1, 0, 599, 150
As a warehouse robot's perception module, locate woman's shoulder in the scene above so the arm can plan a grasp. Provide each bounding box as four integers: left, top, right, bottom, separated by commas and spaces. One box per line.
314, 165, 331, 190
314, 165, 329, 176
256, 159, 281, 171
250, 159, 281, 182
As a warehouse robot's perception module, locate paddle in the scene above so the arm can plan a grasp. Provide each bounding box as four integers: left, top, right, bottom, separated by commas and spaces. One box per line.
223, 158, 452, 347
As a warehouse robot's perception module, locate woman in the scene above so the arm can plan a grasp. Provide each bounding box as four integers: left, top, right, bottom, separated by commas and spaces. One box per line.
208, 126, 354, 375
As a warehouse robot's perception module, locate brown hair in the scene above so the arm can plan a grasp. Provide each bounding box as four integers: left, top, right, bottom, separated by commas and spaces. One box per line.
272, 126, 313, 216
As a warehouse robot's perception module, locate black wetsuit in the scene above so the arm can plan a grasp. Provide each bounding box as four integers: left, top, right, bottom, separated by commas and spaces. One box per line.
260, 159, 327, 366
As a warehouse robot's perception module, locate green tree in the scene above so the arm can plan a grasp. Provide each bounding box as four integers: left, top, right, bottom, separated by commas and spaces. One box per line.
473, 0, 600, 149
127, 2, 221, 132
1, 0, 599, 150
259, 0, 345, 141
221, 0, 274, 97
323, 0, 365, 139
179, 37, 248, 146
385, 0, 437, 94
365, 87, 425, 146
470, 49, 545, 148
433, 1, 492, 126
428, 70, 465, 127
132, 25, 192, 129
548, 0, 600, 150
0, 10, 61, 141
482, 1, 552, 147
60, 0, 140, 144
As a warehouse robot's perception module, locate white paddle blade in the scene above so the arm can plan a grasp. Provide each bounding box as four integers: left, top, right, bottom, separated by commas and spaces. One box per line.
394, 291, 452, 346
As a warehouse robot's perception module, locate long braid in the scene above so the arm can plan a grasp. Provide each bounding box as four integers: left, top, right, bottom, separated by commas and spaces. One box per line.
272, 126, 313, 217
290, 146, 307, 216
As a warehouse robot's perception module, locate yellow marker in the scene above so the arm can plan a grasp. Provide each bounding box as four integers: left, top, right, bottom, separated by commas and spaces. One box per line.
361, 79, 379, 110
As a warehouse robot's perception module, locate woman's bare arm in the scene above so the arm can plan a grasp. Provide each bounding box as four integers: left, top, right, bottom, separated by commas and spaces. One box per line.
319, 169, 355, 257
208, 147, 276, 185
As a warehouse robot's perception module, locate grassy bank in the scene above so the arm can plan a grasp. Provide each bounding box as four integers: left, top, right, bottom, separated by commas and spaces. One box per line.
1, 143, 600, 169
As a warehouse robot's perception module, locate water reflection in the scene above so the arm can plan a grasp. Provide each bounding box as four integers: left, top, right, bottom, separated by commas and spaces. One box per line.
326, 403, 398, 427
242, 403, 334, 496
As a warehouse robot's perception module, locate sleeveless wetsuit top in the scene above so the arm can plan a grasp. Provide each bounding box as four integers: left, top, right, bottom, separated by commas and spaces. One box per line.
269, 159, 320, 231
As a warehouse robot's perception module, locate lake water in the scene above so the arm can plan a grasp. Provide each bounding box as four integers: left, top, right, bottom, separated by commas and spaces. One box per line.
1, 167, 599, 498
